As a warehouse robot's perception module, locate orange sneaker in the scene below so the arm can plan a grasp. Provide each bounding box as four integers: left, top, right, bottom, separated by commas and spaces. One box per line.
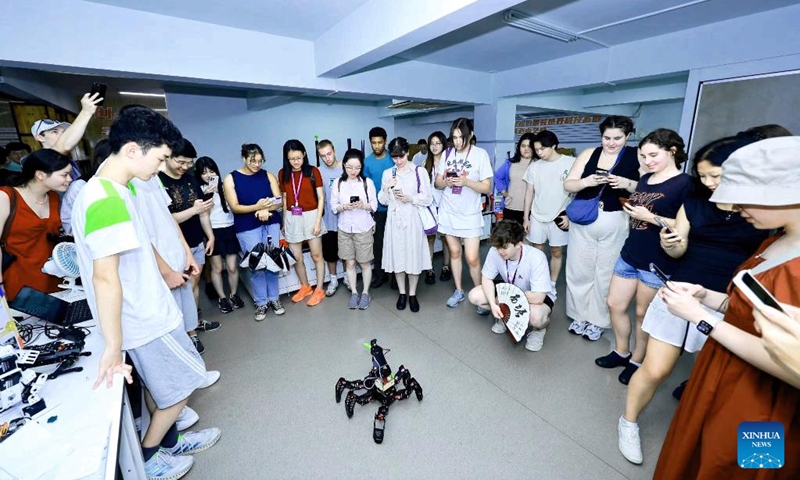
292, 284, 313, 303
307, 288, 325, 307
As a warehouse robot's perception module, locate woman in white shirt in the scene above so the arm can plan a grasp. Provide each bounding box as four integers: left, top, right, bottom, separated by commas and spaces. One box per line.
195, 156, 244, 314
422, 130, 450, 285
435, 118, 494, 309
330, 149, 378, 310
378, 137, 433, 313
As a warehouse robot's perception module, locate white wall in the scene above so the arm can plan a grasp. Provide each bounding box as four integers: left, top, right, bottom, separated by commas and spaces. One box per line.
165, 93, 393, 174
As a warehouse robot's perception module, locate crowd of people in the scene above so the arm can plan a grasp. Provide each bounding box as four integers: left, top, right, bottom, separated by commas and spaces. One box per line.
1, 95, 799, 480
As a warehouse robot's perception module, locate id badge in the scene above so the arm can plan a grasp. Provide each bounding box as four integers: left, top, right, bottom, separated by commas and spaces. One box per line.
451, 186, 463, 195
291, 206, 303, 216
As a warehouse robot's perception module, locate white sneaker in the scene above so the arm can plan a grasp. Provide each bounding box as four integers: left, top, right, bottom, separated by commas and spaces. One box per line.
176, 406, 199, 431
491, 319, 507, 334
582, 324, 604, 341
199, 370, 220, 389
618, 416, 643, 464
525, 328, 546, 352
325, 280, 339, 297
343, 276, 351, 291
568, 320, 590, 335
144, 450, 194, 480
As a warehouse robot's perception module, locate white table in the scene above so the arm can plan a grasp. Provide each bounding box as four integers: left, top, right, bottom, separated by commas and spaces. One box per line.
0, 290, 146, 480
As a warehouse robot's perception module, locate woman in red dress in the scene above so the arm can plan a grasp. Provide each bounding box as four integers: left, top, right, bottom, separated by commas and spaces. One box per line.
654, 137, 800, 479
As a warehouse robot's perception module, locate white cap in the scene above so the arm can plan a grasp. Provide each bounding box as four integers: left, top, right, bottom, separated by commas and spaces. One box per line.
31, 119, 71, 137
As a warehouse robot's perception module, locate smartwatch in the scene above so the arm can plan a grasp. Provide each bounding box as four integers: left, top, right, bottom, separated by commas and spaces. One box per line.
696, 317, 722, 336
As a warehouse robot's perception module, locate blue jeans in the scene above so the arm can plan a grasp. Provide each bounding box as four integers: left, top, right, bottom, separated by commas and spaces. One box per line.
236, 223, 281, 306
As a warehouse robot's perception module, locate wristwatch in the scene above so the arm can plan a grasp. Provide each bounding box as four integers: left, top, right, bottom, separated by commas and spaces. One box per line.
696, 317, 722, 336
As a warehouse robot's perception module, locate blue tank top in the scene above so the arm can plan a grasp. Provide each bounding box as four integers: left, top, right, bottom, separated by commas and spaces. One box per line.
231, 170, 281, 233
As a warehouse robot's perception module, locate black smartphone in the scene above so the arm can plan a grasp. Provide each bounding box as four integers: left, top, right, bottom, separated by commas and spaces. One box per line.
202, 192, 214, 201
349, 196, 359, 203
649, 263, 670, 286
446, 170, 458, 178
734, 271, 785, 313
90, 82, 107, 106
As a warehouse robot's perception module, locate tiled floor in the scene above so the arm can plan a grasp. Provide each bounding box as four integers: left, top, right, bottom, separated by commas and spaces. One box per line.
185, 253, 694, 479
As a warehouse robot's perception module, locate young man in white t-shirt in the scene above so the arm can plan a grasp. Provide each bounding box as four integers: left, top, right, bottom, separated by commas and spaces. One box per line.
71, 107, 220, 479
467, 220, 554, 351
435, 118, 494, 308
522, 131, 576, 295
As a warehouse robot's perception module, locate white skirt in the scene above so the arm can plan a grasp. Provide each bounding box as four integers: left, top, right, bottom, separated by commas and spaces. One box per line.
642, 294, 717, 353
382, 205, 432, 275
565, 210, 628, 328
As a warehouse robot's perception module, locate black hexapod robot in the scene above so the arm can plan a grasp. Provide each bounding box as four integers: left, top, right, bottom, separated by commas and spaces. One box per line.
335, 339, 423, 444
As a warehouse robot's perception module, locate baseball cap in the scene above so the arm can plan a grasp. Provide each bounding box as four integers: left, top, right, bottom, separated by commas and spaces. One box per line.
31, 119, 71, 137
710, 136, 800, 206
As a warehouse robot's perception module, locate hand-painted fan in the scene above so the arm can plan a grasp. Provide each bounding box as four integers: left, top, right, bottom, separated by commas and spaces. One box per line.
495, 282, 530, 343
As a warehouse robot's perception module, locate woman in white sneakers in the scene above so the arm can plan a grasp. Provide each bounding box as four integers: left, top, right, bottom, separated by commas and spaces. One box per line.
423, 131, 450, 285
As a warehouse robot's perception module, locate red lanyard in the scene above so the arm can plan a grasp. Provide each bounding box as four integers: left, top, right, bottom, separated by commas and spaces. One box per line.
505, 247, 523, 285
291, 172, 303, 206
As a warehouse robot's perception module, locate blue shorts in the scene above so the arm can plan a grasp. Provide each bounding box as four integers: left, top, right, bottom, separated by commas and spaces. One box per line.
612, 257, 664, 289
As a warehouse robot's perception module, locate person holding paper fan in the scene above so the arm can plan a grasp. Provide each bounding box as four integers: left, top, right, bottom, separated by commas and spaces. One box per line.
467, 220, 554, 352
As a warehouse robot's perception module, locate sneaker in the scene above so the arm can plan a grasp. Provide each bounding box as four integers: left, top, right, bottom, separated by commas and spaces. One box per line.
491, 319, 507, 334
446, 289, 466, 308
229, 293, 245, 309
672, 379, 688, 400
348, 293, 360, 310
291, 284, 313, 303
595, 350, 631, 369
619, 362, 640, 385
343, 276, 351, 291
269, 300, 286, 315
176, 406, 199, 431
476, 306, 491, 316
144, 449, 194, 480
525, 328, 546, 352
325, 280, 339, 297
358, 293, 372, 310
164, 428, 222, 456
582, 324, 604, 341
254, 305, 268, 322
199, 370, 220, 389
425, 270, 436, 285
618, 416, 643, 464
196, 319, 221, 332
217, 297, 233, 314
439, 266, 452, 282
307, 288, 325, 306
190, 335, 205, 355
568, 320, 590, 335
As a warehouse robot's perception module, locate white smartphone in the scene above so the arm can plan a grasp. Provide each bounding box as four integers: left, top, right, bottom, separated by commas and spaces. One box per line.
733, 270, 785, 313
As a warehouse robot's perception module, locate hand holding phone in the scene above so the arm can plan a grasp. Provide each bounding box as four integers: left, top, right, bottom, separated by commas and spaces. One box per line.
90, 82, 107, 106
653, 215, 675, 235
649, 263, 670, 287
734, 270, 785, 313
202, 192, 214, 202
619, 197, 630, 208
350, 196, 360, 204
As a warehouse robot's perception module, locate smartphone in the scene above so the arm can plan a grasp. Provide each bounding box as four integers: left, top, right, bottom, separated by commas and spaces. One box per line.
446, 170, 459, 178
349, 196, 359, 203
183, 267, 193, 276
653, 215, 675, 234
619, 197, 630, 208
733, 270, 785, 313
90, 82, 107, 106
202, 192, 214, 201
648, 263, 670, 286
596, 169, 609, 176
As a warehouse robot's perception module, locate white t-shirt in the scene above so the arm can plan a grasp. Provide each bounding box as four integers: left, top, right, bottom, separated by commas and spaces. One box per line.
71, 177, 182, 350
129, 176, 187, 272
438, 146, 494, 229
207, 190, 234, 229
481, 244, 551, 293
412, 151, 427, 167
523, 155, 576, 222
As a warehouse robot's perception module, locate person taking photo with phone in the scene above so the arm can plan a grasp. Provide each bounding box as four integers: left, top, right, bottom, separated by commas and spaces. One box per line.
652, 136, 800, 479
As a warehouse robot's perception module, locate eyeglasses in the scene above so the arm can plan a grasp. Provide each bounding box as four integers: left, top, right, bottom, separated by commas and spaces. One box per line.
430, 142, 443, 147
247, 158, 264, 165
344, 165, 361, 171
173, 159, 193, 167
288, 156, 304, 162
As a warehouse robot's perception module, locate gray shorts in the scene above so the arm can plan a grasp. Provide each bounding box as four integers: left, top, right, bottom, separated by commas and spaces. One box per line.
171, 282, 198, 332
191, 243, 206, 266
127, 325, 207, 409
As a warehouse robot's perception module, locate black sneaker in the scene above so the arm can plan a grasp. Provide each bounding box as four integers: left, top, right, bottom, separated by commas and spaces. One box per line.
595, 351, 631, 369
196, 319, 221, 332
218, 297, 234, 314
229, 293, 245, 309
439, 266, 452, 282
191, 334, 205, 355
424, 270, 436, 285
618, 363, 639, 385
204, 282, 219, 301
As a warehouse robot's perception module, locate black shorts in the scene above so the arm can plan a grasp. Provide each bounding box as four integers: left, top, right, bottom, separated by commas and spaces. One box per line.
502, 208, 525, 225
322, 230, 339, 263
211, 225, 240, 257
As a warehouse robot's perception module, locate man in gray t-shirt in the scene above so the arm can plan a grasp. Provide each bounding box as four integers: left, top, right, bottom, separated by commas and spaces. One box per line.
317, 140, 348, 296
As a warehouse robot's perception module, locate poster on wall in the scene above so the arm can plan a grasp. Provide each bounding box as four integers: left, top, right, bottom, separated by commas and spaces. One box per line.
514, 111, 603, 154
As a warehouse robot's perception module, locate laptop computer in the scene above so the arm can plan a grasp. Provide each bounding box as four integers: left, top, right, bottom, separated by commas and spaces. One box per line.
9, 286, 93, 325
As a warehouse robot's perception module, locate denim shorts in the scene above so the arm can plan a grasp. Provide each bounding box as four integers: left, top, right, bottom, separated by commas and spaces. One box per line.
612, 257, 664, 289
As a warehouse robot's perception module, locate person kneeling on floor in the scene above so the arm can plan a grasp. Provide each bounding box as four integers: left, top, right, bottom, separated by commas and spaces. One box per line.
467, 220, 554, 351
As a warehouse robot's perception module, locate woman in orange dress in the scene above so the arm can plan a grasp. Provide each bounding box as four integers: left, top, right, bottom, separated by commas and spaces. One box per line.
654, 137, 800, 479
0, 149, 73, 300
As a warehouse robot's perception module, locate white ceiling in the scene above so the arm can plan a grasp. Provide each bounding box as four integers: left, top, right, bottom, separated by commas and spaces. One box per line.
83, 0, 370, 40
